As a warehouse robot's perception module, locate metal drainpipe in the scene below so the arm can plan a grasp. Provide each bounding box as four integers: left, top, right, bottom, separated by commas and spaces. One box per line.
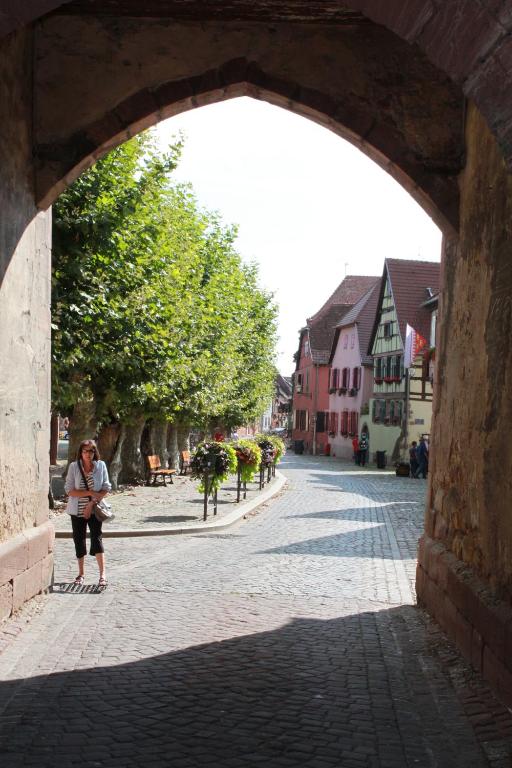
312, 363, 319, 455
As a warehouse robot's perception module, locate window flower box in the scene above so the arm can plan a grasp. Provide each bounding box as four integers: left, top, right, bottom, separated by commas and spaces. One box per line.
384, 376, 394, 383
329, 387, 336, 394
348, 388, 357, 397
338, 387, 347, 395
328, 431, 336, 437
374, 377, 383, 384
393, 376, 401, 383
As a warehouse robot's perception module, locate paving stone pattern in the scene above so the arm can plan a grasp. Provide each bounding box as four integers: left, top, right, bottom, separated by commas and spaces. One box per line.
1, 456, 511, 768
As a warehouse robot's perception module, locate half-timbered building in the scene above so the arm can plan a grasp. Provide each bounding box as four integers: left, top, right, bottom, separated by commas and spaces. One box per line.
367, 259, 440, 463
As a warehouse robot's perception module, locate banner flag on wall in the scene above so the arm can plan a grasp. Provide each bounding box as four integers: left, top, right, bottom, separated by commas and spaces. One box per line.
404, 323, 428, 368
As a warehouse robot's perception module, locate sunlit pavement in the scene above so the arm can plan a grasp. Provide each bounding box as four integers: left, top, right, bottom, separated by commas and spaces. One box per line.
1, 455, 511, 767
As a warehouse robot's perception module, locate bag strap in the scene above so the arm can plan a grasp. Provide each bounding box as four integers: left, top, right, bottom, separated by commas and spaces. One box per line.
77, 460, 92, 493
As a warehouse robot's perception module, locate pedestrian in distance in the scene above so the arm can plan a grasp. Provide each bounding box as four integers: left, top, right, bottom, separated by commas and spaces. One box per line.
352, 434, 360, 464
409, 440, 418, 478
415, 436, 429, 479
358, 434, 369, 467
64, 439, 111, 587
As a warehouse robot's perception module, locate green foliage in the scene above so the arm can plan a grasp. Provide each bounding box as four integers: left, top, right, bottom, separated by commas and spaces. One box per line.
52, 129, 278, 431
232, 439, 262, 483
267, 435, 286, 465
191, 441, 238, 495
254, 435, 276, 467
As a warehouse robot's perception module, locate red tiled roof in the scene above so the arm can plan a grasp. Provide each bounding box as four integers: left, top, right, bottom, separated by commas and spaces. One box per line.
309, 303, 352, 364
308, 275, 380, 324
368, 259, 441, 352
304, 275, 380, 364
332, 282, 380, 365
386, 258, 440, 342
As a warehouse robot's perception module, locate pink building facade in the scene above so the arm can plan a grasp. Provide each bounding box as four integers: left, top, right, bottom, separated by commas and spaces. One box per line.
292, 276, 380, 455
327, 283, 380, 460
328, 324, 373, 459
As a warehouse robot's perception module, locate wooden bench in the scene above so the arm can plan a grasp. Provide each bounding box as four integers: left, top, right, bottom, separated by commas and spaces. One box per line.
179, 450, 191, 475
146, 455, 176, 486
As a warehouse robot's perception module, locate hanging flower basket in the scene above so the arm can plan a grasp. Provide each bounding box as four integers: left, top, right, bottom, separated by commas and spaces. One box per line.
255, 436, 276, 467
232, 439, 262, 483
267, 435, 286, 465
191, 441, 237, 496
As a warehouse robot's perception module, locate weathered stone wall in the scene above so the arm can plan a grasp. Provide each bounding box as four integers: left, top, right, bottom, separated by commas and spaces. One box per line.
417, 103, 512, 703
0, 29, 53, 604
33, 15, 463, 231
426, 103, 512, 597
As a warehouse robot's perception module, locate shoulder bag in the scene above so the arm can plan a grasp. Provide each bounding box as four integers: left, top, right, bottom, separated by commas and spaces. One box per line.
77, 461, 115, 523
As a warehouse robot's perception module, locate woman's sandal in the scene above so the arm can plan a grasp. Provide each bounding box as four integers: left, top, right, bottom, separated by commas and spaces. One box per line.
98, 576, 108, 588
73, 575, 84, 585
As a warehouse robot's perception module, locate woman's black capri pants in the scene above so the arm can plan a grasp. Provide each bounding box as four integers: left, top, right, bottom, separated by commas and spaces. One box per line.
71, 514, 104, 558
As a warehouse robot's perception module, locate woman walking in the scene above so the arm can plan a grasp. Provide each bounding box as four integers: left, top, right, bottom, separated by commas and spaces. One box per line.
65, 439, 111, 587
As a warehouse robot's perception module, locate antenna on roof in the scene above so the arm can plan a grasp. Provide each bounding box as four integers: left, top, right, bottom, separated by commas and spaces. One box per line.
344, 262, 349, 277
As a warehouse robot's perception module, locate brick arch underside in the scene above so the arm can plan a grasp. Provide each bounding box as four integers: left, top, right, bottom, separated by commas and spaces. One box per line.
3, 0, 512, 177
34, 16, 464, 233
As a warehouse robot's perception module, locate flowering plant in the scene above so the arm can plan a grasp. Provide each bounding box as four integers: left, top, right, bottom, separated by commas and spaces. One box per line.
255, 435, 276, 467
191, 441, 238, 495
267, 435, 286, 465
232, 439, 262, 483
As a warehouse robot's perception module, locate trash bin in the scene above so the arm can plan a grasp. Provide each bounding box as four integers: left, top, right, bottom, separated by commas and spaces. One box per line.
294, 439, 304, 455
376, 450, 387, 469
324, 443, 331, 456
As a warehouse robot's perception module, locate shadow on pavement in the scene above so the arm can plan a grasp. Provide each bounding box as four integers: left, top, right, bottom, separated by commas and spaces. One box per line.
0, 605, 489, 768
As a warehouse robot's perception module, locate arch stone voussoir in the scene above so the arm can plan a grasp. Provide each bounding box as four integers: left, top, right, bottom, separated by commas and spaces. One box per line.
35, 71, 462, 235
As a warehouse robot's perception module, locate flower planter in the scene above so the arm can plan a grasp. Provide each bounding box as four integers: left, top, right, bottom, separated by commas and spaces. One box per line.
374, 377, 383, 384
338, 388, 347, 395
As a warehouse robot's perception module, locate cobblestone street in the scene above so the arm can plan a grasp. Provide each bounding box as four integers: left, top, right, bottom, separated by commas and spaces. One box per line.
1, 456, 511, 767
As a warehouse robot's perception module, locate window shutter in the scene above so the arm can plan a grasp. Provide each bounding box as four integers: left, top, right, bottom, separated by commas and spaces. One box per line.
380, 400, 386, 422
335, 412, 339, 434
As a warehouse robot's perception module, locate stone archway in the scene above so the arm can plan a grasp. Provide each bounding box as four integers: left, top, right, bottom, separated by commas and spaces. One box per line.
1, 1, 512, 705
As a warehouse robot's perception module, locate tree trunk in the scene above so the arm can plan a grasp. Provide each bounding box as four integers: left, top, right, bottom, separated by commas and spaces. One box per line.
109, 423, 126, 491
177, 424, 190, 453
65, 398, 98, 474
120, 415, 147, 485
97, 422, 121, 466
49, 412, 59, 466
148, 419, 169, 466
167, 423, 179, 470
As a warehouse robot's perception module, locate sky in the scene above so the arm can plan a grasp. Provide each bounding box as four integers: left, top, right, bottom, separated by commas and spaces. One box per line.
156, 97, 442, 377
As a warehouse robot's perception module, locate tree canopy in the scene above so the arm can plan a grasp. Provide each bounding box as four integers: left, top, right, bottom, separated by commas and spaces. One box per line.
52, 131, 278, 432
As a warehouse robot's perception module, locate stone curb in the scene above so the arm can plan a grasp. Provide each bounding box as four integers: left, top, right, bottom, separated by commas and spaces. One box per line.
55, 471, 287, 539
